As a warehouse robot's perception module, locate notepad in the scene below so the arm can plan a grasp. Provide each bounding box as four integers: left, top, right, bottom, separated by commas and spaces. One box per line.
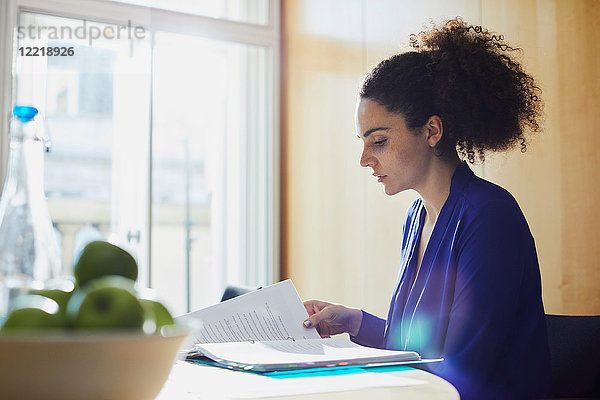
177, 280, 425, 373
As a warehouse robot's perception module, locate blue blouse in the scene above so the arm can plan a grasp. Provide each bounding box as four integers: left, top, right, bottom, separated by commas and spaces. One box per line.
352, 162, 550, 400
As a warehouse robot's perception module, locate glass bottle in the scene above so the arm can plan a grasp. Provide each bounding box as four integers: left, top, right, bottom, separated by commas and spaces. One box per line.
0, 106, 61, 317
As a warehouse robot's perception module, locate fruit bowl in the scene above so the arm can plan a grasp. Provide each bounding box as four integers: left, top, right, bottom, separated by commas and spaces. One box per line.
0, 325, 191, 400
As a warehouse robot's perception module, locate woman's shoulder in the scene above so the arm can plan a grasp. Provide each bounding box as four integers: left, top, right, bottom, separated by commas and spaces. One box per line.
457, 172, 527, 225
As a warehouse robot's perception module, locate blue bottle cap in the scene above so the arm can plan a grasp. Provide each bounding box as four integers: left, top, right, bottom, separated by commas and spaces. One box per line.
12, 106, 39, 122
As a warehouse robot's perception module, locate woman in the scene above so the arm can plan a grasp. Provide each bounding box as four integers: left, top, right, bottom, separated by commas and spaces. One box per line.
302, 19, 550, 400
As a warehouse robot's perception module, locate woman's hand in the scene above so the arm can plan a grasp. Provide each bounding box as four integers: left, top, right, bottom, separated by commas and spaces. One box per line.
302, 299, 363, 338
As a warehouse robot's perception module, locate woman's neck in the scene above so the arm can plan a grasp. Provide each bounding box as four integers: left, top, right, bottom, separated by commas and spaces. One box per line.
416, 156, 462, 225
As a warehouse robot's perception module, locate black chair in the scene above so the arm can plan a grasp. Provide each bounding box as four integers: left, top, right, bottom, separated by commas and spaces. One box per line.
220, 285, 260, 302
546, 314, 600, 399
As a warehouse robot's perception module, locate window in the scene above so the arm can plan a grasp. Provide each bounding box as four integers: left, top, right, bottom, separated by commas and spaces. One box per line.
106, 0, 270, 26
2, 0, 280, 315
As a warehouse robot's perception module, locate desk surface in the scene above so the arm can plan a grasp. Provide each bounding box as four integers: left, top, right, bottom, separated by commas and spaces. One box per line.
157, 361, 460, 399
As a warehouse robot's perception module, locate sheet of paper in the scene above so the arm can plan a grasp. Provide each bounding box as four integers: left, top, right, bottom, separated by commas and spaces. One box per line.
157, 361, 426, 400
177, 280, 321, 344
197, 335, 419, 367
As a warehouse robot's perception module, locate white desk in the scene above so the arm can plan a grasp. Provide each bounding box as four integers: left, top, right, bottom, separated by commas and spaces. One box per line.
157, 361, 460, 399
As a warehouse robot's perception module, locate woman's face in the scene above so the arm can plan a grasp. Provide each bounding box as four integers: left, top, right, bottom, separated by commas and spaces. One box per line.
356, 97, 432, 195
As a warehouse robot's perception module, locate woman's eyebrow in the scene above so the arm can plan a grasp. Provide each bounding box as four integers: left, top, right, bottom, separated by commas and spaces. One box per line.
359, 127, 391, 138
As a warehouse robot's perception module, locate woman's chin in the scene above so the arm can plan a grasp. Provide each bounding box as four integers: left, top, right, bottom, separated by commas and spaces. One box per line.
383, 185, 399, 196
382, 182, 409, 196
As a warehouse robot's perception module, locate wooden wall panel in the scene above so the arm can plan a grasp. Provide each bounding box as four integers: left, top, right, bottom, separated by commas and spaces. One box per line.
556, 0, 600, 314
282, 0, 367, 309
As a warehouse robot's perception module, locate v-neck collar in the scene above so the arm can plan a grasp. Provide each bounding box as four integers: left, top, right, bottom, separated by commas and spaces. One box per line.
412, 161, 472, 279
401, 162, 474, 314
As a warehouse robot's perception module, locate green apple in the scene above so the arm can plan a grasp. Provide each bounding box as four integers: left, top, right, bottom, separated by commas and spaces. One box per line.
74, 241, 138, 287
0, 295, 63, 333
140, 299, 175, 334
66, 276, 144, 331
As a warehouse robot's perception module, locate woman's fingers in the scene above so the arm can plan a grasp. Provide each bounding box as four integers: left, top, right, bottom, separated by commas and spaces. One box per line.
303, 300, 318, 315
303, 299, 330, 316
301, 301, 362, 337
303, 306, 332, 329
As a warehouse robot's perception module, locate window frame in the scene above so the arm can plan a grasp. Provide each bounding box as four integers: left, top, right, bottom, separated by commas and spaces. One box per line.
0, 0, 281, 291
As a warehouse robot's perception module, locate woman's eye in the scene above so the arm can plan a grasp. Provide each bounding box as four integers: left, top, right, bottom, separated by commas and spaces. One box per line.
374, 139, 387, 145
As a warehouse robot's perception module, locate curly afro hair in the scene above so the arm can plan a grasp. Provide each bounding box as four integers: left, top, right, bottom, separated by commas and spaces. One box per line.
359, 18, 543, 163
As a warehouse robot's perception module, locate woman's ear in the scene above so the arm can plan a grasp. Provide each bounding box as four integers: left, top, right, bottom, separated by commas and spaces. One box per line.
425, 115, 444, 148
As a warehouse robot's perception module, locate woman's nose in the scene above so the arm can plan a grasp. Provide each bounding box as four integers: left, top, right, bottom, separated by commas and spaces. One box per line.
360, 148, 373, 168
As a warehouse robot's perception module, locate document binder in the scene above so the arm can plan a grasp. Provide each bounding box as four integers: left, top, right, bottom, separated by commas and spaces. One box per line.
178, 280, 438, 373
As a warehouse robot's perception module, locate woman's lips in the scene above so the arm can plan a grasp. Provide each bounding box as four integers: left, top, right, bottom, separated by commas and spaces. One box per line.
373, 174, 387, 182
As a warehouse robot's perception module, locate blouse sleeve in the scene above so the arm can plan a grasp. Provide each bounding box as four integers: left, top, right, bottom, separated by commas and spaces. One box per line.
350, 310, 386, 348
427, 199, 537, 398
